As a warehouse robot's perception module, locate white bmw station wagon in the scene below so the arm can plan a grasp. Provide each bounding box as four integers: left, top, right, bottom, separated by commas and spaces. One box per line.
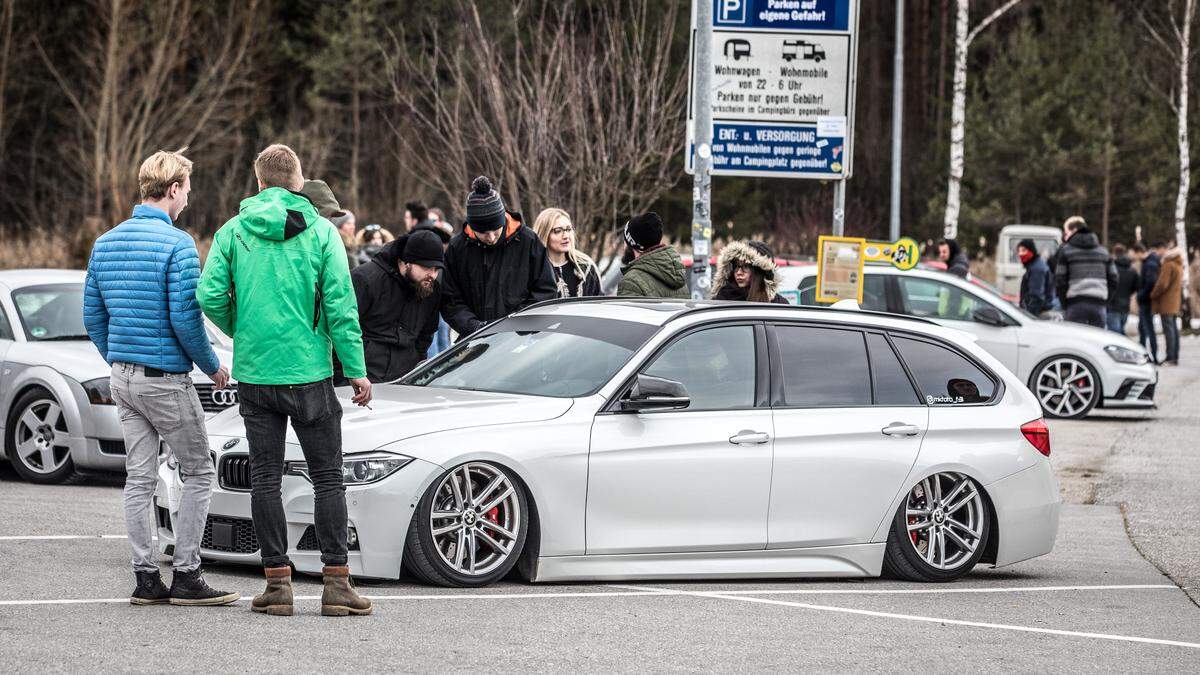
156, 298, 1061, 587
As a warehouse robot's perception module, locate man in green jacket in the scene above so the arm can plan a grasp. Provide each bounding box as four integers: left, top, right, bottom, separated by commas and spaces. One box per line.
197, 144, 373, 618
616, 212, 689, 299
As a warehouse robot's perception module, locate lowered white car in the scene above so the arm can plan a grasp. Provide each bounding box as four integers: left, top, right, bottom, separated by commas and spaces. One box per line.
0, 269, 237, 483
778, 265, 1157, 419
157, 298, 1060, 586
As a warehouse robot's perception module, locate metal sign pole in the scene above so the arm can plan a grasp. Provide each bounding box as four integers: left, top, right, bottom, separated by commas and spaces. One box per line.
690, 0, 714, 301
888, 0, 904, 242
832, 179, 846, 237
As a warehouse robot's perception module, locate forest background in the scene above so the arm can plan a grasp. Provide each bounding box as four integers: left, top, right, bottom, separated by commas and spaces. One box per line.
0, 0, 1193, 267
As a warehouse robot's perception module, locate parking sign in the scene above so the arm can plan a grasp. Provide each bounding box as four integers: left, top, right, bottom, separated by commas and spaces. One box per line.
687, 0, 860, 180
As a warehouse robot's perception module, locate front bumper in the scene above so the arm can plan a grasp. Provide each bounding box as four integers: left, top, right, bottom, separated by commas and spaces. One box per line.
1099, 367, 1158, 410
154, 448, 441, 579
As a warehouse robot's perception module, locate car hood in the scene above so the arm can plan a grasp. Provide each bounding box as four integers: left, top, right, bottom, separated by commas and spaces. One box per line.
1021, 316, 1144, 351
205, 384, 574, 458
6, 340, 234, 382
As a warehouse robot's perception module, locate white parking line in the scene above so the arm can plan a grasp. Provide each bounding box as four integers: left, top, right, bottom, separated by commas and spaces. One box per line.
616, 585, 1200, 650
0, 535, 128, 541
0, 583, 1179, 607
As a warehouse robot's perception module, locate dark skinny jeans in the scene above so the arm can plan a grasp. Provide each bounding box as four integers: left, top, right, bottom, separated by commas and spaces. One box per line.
239, 379, 347, 568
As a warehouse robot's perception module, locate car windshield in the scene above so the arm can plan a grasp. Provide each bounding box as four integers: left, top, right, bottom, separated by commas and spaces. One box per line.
402, 314, 658, 398
12, 284, 88, 341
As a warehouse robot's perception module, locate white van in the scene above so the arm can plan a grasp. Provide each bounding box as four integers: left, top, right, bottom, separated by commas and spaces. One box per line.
996, 225, 1061, 296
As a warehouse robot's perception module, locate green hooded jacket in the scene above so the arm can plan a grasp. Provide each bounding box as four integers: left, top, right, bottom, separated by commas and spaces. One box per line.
198, 188, 366, 384
616, 245, 690, 299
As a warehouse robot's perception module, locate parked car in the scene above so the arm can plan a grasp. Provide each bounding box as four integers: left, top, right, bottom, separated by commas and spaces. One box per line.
778, 265, 1156, 419
996, 224, 1061, 297
0, 269, 237, 483
157, 297, 1060, 586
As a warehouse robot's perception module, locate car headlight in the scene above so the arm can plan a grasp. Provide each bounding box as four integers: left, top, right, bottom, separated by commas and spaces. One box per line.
285, 452, 412, 485
1104, 344, 1149, 364
83, 378, 115, 405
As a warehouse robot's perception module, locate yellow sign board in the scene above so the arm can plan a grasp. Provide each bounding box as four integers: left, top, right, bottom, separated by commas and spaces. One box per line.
816, 235, 866, 304
863, 237, 919, 270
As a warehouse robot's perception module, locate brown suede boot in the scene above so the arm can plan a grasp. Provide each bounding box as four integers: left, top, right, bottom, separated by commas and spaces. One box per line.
251, 566, 294, 616
321, 565, 372, 616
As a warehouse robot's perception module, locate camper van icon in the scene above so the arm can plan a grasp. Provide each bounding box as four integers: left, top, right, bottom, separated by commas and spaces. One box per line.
723, 39, 752, 61
782, 40, 826, 63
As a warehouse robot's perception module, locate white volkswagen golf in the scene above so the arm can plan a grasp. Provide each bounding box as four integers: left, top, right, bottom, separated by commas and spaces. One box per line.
156, 299, 1060, 586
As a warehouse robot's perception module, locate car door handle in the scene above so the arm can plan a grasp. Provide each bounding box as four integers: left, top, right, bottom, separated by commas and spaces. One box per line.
881, 423, 921, 437
729, 430, 770, 445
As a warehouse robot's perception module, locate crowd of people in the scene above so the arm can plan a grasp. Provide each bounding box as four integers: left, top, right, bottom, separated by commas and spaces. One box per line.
81, 145, 794, 616
937, 216, 1188, 366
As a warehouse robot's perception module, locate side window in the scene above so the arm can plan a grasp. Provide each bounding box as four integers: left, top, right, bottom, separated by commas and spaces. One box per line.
643, 325, 756, 411
797, 275, 888, 312
891, 336, 996, 405
866, 333, 921, 405
773, 326, 871, 407
0, 306, 12, 340
896, 276, 986, 321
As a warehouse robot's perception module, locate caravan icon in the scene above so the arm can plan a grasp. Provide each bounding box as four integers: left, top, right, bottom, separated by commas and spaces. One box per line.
781, 40, 826, 63
724, 39, 752, 61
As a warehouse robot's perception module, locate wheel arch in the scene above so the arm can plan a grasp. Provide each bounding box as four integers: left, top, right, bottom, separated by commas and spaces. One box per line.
3, 366, 86, 440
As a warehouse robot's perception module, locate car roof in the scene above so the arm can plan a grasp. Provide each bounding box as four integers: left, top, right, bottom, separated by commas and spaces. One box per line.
999, 224, 1060, 237
0, 269, 85, 289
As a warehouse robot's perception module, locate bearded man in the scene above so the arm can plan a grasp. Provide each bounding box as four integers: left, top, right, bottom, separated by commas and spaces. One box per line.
342, 229, 445, 383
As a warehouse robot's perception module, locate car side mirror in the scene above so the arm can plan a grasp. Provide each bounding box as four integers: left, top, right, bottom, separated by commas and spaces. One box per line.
972, 306, 1007, 327
620, 374, 690, 412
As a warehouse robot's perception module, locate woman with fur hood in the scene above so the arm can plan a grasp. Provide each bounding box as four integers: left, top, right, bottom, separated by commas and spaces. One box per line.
711, 240, 790, 304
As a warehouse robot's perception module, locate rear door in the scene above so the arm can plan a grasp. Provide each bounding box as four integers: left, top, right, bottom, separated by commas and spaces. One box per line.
587, 322, 773, 554
767, 323, 928, 548
893, 274, 1021, 374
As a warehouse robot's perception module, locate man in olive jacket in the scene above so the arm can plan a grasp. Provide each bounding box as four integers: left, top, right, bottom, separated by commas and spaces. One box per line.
197, 144, 373, 618
617, 212, 689, 299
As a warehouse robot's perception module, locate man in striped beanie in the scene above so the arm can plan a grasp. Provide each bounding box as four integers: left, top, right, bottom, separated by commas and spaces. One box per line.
440, 176, 558, 337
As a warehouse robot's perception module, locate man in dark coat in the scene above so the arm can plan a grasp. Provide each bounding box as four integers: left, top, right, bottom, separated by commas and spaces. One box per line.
440, 176, 557, 337
1132, 243, 1161, 362
1106, 244, 1139, 335
937, 238, 970, 278
1055, 217, 1117, 328
347, 229, 445, 382
1017, 238, 1056, 316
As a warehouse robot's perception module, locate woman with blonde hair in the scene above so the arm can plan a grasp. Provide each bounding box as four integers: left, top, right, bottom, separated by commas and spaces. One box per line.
533, 208, 601, 297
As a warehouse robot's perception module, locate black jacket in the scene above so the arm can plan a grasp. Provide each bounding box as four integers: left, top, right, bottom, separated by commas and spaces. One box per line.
347, 236, 441, 383
1055, 228, 1117, 305
1108, 255, 1139, 313
1137, 252, 1161, 303
1019, 255, 1056, 316
440, 212, 558, 337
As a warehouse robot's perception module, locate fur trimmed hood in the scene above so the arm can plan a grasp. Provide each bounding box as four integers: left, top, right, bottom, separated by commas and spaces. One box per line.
711, 241, 780, 300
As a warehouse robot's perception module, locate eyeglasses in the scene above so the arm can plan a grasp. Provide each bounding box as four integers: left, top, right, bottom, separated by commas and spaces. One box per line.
550, 226, 574, 236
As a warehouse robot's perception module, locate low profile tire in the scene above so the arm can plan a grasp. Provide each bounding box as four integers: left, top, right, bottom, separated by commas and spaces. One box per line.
5, 388, 76, 484
882, 472, 990, 583
1029, 355, 1100, 419
404, 461, 529, 588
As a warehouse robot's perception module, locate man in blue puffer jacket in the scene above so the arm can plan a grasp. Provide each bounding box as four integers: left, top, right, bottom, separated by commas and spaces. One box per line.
84, 149, 237, 608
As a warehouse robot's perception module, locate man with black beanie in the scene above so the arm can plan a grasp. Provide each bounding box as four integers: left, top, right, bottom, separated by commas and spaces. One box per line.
440, 176, 557, 337
616, 212, 688, 298
343, 229, 446, 382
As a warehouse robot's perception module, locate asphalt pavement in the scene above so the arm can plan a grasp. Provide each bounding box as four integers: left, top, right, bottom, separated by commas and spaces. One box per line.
1, 341, 1198, 672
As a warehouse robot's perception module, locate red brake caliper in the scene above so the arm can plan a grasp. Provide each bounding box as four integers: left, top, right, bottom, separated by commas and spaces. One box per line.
486, 506, 499, 524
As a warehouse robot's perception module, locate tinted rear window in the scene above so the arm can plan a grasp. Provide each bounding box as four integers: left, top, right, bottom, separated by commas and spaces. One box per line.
866, 333, 921, 405
774, 326, 872, 407
891, 336, 996, 405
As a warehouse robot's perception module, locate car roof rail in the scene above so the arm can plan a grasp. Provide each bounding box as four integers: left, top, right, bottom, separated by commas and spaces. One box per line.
669, 301, 940, 326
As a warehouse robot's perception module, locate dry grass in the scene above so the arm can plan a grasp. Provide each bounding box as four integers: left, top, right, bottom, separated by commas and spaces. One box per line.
0, 228, 215, 271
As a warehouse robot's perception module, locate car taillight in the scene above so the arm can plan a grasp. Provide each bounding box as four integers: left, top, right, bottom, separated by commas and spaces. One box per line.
1021, 419, 1051, 457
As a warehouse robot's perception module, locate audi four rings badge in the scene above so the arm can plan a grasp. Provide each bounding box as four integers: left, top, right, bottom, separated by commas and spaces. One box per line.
212, 389, 239, 406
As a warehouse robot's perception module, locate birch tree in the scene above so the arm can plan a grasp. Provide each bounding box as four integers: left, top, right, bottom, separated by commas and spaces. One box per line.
943, 0, 1027, 239
1139, 0, 1196, 312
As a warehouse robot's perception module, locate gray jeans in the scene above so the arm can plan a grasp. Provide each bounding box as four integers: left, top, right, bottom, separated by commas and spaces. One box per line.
109, 363, 214, 573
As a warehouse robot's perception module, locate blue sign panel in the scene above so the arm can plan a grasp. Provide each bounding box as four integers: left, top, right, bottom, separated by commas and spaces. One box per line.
707, 122, 846, 177
713, 0, 851, 32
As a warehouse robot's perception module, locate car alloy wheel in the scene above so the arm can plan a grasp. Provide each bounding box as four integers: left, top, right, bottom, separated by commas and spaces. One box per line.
904, 472, 986, 571
1033, 356, 1098, 419
13, 397, 72, 476
428, 462, 522, 577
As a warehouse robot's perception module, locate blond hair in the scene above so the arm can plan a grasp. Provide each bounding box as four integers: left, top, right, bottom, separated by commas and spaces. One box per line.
533, 208, 596, 297
254, 144, 303, 190
138, 148, 193, 200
